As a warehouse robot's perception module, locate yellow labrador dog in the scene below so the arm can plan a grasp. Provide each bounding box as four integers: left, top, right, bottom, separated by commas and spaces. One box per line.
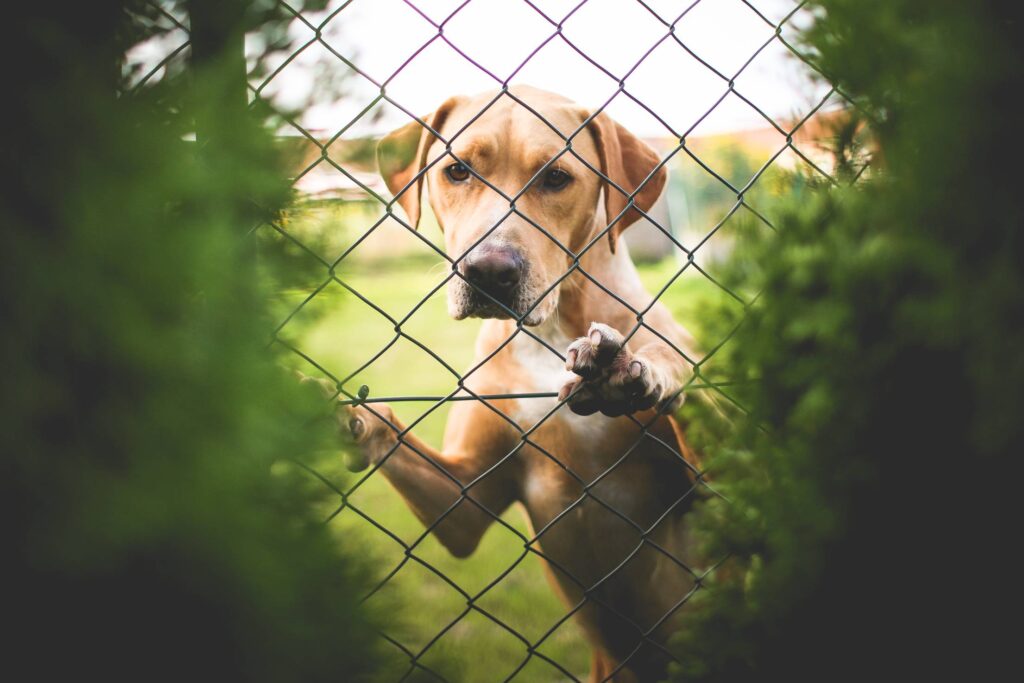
343, 86, 705, 682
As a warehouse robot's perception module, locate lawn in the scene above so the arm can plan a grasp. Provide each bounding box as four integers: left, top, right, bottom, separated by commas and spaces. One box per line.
270, 212, 742, 682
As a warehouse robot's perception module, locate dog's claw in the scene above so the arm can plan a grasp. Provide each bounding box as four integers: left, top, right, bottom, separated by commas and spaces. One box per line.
347, 412, 366, 440
559, 322, 661, 417
557, 375, 581, 402
628, 360, 643, 379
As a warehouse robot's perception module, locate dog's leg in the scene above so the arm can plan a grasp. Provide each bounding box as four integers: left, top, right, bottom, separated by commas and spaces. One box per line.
589, 650, 611, 683
341, 400, 519, 558
588, 649, 640, 683
559, 322, 689, 418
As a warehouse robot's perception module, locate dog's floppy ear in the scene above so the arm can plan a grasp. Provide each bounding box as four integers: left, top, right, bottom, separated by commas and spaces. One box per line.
585, 112, 667, 252
377, 96, 465, 228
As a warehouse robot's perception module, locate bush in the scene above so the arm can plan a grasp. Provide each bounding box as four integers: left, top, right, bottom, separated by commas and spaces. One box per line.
670, 1, 1021, 680
1, 3, 385, 680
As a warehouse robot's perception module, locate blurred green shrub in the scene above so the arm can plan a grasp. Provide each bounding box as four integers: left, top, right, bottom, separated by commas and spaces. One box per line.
670, 1, 1021, 680
0, 2, 387, 680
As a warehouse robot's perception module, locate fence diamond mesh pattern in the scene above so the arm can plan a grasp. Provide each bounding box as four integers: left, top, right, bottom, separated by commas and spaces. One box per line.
133, 1, 855, 680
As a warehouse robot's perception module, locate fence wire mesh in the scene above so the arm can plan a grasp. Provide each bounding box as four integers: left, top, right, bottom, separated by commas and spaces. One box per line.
132, 1, 859, 680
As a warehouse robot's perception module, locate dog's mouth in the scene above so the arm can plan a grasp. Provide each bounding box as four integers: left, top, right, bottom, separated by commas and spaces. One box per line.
464, 297, 517, 320
449, 279, 554, 327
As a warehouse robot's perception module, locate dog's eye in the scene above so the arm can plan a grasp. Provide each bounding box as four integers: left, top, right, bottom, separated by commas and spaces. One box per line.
445, 162, 471, 183
542, 168, 571, 190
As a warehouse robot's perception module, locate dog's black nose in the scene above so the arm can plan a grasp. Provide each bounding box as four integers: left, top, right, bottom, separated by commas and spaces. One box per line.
461, 246, 523, 300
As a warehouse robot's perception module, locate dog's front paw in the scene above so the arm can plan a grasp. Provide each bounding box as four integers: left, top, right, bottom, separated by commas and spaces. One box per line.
558, 322, 662, 417
339, 403, 396, 472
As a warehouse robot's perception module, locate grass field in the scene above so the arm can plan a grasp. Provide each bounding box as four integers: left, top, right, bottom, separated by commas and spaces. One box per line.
272, 238, 740, 681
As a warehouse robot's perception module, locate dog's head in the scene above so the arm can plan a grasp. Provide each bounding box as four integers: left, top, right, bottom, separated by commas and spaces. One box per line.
377, 86, 666, 326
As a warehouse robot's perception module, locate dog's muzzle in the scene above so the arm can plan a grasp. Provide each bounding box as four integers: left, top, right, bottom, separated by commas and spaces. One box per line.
457, 244, 526, 318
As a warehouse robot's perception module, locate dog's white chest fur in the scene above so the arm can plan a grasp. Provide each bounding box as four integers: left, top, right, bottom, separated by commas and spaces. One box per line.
507, 322, 610, 439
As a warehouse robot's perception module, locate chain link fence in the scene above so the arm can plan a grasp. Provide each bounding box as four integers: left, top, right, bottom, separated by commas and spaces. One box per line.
131, 1, 857, 679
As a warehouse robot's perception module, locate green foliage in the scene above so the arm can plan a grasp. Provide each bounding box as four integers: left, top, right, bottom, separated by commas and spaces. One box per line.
669, 1, 1021, 680
1, 3, 385, 680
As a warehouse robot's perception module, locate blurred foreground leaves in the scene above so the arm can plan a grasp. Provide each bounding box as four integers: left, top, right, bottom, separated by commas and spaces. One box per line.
670, 1, 1021, 680
1, 3, 384, 681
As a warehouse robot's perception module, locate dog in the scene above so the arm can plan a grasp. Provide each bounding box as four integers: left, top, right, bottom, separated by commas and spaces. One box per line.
340, 86, 707, 682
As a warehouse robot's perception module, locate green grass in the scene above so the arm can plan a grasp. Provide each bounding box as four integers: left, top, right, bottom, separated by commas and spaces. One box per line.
272, 242, 739, 682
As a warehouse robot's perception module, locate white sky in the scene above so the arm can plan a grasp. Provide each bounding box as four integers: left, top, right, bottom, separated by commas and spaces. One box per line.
250, 0, 831, 140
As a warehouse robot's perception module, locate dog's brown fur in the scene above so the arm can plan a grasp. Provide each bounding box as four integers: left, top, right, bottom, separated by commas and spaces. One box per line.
343, 86, 705, 682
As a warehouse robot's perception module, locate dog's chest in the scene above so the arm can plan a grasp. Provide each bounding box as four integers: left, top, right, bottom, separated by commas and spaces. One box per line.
505, 329, 611, 441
